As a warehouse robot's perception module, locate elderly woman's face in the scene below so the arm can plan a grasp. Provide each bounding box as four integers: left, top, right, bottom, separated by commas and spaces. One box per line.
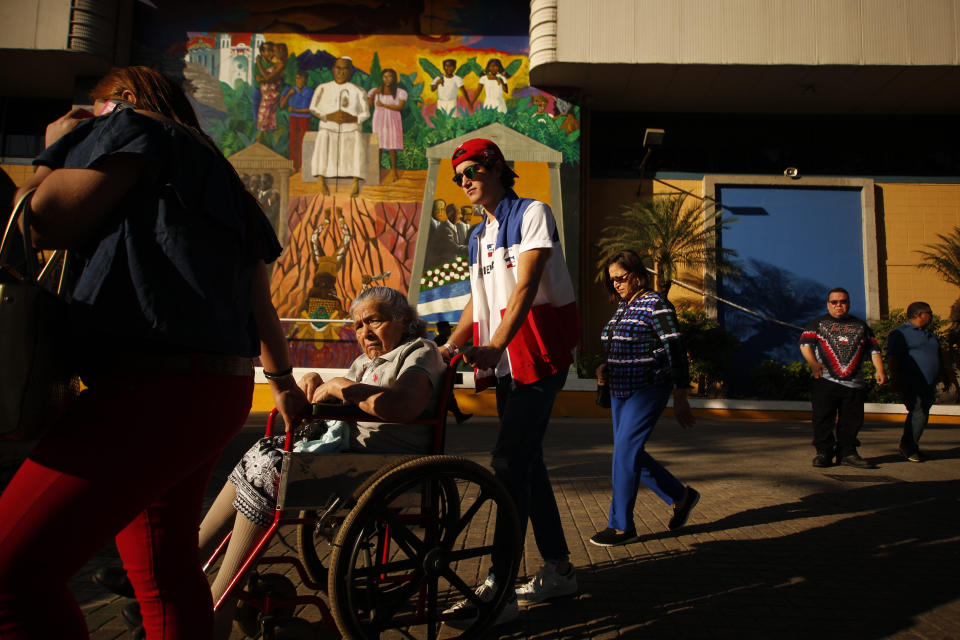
353, 299, 406, 359
608, 262, 640, 300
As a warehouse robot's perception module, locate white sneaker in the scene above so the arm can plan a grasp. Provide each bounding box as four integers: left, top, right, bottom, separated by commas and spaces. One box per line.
515, 562, 578, 603
443, 576, 519, 628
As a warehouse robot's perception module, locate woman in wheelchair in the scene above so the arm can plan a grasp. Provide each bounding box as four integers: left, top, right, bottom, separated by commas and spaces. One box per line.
201, 286, 447, 639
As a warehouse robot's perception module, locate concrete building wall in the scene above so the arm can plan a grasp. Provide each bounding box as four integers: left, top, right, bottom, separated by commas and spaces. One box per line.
0, 0, 71, 51
533, 0, 960, 68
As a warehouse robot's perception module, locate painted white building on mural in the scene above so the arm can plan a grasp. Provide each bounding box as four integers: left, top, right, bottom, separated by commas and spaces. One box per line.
184, 32, 265, 88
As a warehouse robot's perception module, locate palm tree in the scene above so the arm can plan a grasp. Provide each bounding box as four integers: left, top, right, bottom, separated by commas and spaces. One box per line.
917, 227, 960, 400
595, 192, 738, 297
917, 227, 960, 288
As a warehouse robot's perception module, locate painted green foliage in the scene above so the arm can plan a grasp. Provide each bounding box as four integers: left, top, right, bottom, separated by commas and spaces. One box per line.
209, 50, 580, 165
416, 98, 580, 168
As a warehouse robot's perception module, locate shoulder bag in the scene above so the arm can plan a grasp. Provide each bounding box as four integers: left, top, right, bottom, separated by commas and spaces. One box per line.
0, 188, 79, 440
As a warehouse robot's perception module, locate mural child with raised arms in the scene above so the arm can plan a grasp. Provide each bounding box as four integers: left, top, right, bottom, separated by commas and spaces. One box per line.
472, 58, 509, 113
431, 59, 469, 116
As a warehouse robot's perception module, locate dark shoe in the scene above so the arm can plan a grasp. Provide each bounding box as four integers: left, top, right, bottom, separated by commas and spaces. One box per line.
900, 447, 926, 463
812, 453, 832, 468
589, 527, 639, 547
839, 453, 876, 469
92, 566, 135, 599
454, 412, 473, 425
669, 486, 700, 530
121, 601, 142, 629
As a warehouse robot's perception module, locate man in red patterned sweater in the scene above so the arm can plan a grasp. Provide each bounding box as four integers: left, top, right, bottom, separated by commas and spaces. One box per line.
799, 287, 887, 469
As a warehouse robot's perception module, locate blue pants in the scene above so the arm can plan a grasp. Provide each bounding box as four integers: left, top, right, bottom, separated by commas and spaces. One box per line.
899, 384, 936, 454
490, 371, 569, 582
608, 383, 685, 532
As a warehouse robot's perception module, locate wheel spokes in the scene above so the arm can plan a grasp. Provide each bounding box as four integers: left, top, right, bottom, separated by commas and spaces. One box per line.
440, 566, 485, 607
445, 487, 493, 541
367, 572, 426, 629
331, 459, 519, 640
445, 544, 496, 563
347, 555, 419, 578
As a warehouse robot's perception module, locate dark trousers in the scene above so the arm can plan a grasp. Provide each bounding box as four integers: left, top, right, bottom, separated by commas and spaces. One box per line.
899, 384, 936, 454
490, 371, 569, 583
0, 372, 252, 639
811, 378, 867, 458
447, 388, 466, 418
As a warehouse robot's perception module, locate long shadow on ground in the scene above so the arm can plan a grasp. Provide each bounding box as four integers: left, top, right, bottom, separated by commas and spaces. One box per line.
491, 479, 960, 640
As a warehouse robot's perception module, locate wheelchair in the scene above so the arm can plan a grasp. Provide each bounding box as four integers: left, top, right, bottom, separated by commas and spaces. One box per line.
208, 354, 522, 639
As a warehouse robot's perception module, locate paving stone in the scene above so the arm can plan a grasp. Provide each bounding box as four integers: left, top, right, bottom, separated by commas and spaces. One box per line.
61, 414, 960, 638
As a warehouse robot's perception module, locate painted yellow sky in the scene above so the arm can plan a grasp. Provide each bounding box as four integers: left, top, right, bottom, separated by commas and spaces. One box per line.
267, 33, 531, 100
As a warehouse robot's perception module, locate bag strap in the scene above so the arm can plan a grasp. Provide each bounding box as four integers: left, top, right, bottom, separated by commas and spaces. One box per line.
0, 187, 68, 291
0, 188, 35, 271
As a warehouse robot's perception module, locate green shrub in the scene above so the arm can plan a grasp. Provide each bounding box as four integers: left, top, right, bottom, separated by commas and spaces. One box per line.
751, 360, 811, 400
576, 349, 605, 380
677, 309, 739, 396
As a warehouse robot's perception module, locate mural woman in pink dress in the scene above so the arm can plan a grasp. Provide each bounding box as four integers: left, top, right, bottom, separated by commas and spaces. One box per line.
255, 42, 287, 144
367, 68, 407, 182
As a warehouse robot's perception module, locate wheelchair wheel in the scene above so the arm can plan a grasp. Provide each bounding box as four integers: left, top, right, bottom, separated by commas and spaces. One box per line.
295, 509, 335, 587
268, 616, 322, 640
327, 456, 521, 640
296, 456, 420, 588
234, 573, 298, 638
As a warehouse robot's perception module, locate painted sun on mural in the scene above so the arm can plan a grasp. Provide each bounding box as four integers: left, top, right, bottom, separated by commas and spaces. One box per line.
179, 33, 581, 367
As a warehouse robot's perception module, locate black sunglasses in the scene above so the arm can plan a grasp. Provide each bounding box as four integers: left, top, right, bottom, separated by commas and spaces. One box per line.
453, 164, 484, 187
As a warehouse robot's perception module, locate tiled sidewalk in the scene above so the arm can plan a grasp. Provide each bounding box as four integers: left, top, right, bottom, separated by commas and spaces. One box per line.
75, 413, 960, 639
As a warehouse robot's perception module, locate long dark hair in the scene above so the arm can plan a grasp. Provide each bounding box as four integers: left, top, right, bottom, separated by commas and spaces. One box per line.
602, 250, 650, 302
486, 58, 506, 77
92, 66, 257, 215
379, 68, 398, 97
91, 66, 200, 129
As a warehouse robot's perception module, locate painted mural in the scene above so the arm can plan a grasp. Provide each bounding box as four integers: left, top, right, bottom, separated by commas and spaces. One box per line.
177, 33, 580, 366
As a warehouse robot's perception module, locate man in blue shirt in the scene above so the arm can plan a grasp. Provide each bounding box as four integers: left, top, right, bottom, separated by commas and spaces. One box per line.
887, 301, 955, 462
280, 71, 314, 172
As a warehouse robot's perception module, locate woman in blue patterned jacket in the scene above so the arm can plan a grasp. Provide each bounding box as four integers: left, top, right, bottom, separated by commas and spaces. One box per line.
590, 250, 700, 547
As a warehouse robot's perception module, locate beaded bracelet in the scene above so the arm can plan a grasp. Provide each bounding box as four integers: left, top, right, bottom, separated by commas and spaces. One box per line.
263, 366, 293, 381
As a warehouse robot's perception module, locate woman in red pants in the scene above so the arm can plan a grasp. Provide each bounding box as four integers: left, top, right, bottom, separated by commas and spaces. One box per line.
0, 66, 307, 639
